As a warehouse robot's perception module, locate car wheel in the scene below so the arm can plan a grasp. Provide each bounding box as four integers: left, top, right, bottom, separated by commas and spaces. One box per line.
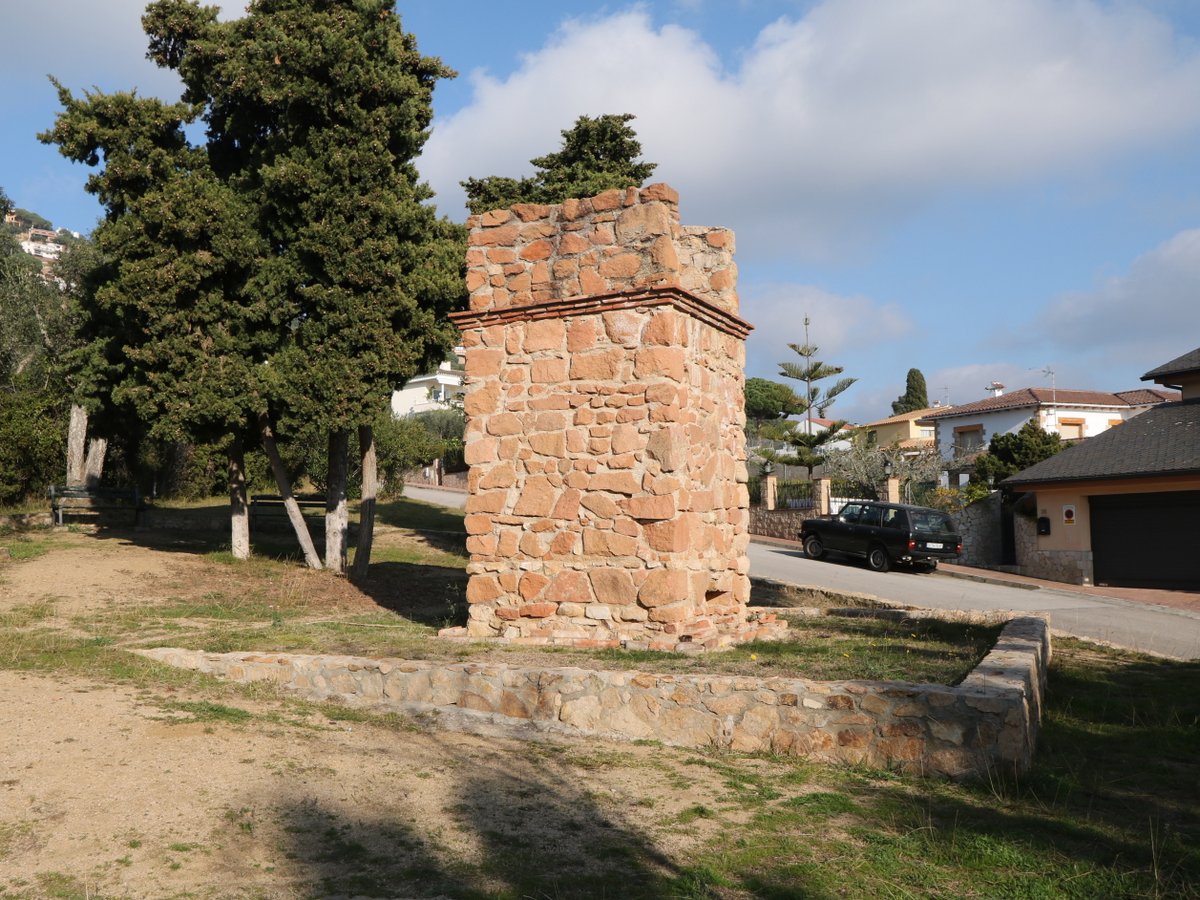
866, 544, 890, 573
804, 535, 825, 561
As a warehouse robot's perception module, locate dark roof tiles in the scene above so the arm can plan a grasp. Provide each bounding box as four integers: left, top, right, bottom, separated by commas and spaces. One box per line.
1142, 347, 1200, 383
1004, 400, 1200, 486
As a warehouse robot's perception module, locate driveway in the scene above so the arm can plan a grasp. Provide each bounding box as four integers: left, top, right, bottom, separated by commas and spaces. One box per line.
401, 485, 1200, 660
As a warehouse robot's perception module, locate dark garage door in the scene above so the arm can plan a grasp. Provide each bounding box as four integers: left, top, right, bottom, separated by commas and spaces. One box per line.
1090, 491, 1200, 590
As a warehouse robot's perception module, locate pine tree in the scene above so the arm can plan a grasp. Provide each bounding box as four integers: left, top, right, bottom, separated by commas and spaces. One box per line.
463, 113, 657, 213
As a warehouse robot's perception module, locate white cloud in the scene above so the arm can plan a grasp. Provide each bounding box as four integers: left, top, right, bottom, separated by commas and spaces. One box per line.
1032, 228, 1200, 378
742, 281, 913, 377
422, 1, 1200, 258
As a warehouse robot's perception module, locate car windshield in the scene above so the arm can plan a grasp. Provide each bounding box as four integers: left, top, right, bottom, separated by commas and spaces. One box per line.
910, 510, 954, 534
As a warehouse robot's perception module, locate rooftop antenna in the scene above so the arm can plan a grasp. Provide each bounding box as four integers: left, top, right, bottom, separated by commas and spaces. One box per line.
1040, 365, 1056, 430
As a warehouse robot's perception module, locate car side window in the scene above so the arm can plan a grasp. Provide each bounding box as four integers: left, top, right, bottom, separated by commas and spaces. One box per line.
860, 506, 883, 527
882, 508, 902, 529
841, 504, 863, 523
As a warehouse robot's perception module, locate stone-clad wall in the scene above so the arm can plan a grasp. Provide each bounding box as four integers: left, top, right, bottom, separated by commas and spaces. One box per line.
138, 613, 1050, 780
464, 184, 737, 315
450, 185, 775, 651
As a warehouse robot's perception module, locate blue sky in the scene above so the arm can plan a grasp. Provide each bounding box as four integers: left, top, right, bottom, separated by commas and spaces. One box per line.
4, 0, 1200, 424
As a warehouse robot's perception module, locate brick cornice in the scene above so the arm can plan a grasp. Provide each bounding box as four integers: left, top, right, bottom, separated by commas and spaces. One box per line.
450, 286, 753, 340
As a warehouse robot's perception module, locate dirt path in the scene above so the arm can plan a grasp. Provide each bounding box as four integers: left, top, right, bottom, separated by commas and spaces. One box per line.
0, 534, 741, 898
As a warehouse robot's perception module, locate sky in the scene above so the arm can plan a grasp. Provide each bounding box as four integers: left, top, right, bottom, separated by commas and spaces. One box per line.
4, 0, 1200, 425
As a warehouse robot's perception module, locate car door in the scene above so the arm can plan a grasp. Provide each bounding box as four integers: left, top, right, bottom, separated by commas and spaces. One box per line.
824, 503, 864, 552
845, 503, 883, 555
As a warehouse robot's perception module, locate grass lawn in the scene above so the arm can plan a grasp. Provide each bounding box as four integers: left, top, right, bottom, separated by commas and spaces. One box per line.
0, 500, 1197, 897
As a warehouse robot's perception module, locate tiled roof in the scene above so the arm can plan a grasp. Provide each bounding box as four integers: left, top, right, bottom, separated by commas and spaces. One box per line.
1142, 347, 1200, 383
919, 387, 1172, 420
859, 407, 943, 429
895, 437, 936, 450
1004, 400, 1200, 486
1113, 388, 1179, 405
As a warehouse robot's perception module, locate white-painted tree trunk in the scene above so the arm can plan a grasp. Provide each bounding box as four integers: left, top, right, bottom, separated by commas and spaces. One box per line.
257, 413, 322, 570
83, 437, 107, 488
325, 429, 349, 575
66, 405, 87, 485
352, 424, 377, 580
228, 440, 250, 561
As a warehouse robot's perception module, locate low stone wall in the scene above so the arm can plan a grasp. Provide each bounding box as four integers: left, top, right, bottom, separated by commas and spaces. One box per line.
957, 492, 1003, 567
748, 506, 820, 541
0, 512, 53, 529
138, 611, 1049, 780
1013, 513, 1094, 584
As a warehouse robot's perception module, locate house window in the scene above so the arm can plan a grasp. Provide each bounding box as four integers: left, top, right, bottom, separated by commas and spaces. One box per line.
953, 425, 984, 457
866, 430, 877, 446
1058, 418, 1085, 440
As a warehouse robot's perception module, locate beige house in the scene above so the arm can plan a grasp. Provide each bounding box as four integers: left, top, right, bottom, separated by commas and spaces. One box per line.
1003, 347, 1200, 590
854, 407, 940, 451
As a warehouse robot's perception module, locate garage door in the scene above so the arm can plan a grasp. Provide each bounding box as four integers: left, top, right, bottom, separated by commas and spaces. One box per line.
1090, 491, 1200, 590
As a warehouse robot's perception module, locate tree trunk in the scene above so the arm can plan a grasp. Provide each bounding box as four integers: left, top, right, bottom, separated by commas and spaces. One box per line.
228, 438, 250, 561
257, 413, 322, 570
83, 437, 107, 489
66, 405, 87, 485
352, 424, 377, 580
325, 429, 349, 574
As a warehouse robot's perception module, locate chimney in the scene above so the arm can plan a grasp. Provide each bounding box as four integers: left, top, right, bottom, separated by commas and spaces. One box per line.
985, 381, 1005, 397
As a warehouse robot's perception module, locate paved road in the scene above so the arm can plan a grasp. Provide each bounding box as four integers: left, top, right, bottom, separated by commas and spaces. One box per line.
749, 541, 1200, 660
402, 485, 1200, 660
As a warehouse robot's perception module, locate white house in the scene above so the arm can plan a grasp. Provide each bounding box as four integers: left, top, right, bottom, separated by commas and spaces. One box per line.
918, 385, 1178, 464
390, 354, 465, 417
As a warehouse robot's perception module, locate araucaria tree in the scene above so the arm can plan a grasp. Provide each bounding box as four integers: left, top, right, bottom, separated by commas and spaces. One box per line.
778, 316, 856, 476
44, 1, 464, 572
462, 113, 657, 213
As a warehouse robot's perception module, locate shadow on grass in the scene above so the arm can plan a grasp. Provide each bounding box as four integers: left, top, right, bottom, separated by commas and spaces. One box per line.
813, 646, 1200, 896
267, 733, 693, 899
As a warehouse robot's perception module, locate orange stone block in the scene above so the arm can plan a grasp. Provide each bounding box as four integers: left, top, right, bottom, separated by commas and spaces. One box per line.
512, 475, 557, 517
520, 239, 554, 261
531, 358, 569, 383
579, 266, 606, 294
466, 575, 502, 603
625, 494, 676, 521
544, 570, 592, 604
463, 514, 494, 536
634, 347, 686, 381
639, 569, 690, 608
524, 319, 565, 352
598, 253, 641, 279
644, 516, 692, 552
519, 602, 557, 618
589, 568, 637, 605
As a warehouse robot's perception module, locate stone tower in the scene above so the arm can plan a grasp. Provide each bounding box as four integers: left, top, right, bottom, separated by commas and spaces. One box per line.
446, 184, 781, 651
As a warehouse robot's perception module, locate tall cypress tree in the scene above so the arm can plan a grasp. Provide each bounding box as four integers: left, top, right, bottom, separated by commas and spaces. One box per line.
45, 1, 464, 571
41, 85, 281, 559
142, 0, 464, 573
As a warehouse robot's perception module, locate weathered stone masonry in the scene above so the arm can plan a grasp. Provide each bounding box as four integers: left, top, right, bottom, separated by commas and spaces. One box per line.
447, 184, 781, 650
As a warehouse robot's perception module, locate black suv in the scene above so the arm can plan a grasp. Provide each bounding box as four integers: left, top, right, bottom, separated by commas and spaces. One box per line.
799, 501, 962, 573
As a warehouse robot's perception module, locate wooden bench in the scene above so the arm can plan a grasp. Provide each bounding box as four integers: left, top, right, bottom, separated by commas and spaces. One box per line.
48, 484, 145, 527
249, 494, 327, 529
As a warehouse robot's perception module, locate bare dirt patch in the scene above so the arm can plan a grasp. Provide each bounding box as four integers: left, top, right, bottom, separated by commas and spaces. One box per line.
0, 529, 808, 898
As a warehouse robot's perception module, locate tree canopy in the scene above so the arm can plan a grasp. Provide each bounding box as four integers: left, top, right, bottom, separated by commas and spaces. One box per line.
42, 0, 466, 568
462, 113, 657, 214
745, 377, 804, 423
891, 368, 929, 415
973, 420, 1064, 484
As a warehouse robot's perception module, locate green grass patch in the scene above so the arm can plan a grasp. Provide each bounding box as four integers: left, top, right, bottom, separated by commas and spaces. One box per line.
0, 532, 56, 561
157, 699, 253, 724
